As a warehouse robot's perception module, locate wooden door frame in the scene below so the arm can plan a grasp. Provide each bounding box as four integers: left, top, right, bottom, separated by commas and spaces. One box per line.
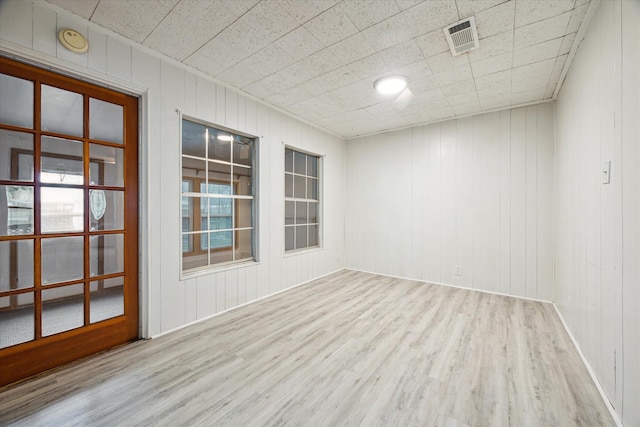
0, 56, 141, 386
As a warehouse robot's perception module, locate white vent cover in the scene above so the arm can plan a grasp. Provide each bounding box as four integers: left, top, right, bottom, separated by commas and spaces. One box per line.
443, 17, 479, 56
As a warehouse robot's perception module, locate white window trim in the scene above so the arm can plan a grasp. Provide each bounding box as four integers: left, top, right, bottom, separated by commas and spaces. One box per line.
179, 112, 259, 279
284, 144, 323, 254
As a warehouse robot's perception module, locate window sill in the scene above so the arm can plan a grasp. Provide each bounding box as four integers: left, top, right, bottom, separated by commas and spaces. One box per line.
284, 246, 323, 258
180, 259, 260, 281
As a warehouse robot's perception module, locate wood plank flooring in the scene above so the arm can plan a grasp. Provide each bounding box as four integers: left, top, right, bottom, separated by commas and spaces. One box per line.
0, 270, 614, 426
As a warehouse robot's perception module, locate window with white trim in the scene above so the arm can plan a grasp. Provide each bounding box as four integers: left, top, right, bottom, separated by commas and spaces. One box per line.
284, 147, 319, 252
181, 117, 256, 273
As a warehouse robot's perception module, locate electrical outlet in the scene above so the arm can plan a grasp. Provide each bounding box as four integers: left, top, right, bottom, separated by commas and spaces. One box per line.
455, 265, 463, 276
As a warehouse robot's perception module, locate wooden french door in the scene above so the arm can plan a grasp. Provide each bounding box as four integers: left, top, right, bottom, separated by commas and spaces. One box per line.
0, 57, 138, 386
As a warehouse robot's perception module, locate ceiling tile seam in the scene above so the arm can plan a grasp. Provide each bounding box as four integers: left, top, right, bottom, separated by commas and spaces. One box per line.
210, 3, 376, 91
212, 0, 481, 94
139, 0, 181, 46
513, 2, 577, 29
39, 1, 347, 140
88, 0, 100, 21
258, 43, 437, 103
344, 98, 555, 141
181, 0, 272, 66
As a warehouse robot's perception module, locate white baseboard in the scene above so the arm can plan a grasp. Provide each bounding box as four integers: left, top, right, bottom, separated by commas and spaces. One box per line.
345, 267, 553, 304
151, 268, 345, 339
552, 304, 624, 427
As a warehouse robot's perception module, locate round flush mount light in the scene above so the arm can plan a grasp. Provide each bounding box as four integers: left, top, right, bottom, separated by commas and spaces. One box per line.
373, 75, 408, 95
58, 28, 88, 54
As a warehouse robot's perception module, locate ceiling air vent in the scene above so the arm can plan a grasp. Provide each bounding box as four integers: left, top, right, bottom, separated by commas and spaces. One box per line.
443, 17, 479, 56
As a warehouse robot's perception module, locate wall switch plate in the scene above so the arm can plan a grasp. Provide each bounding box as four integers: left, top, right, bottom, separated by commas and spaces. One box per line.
602, 161, 611, 184
455, 265, 463, 276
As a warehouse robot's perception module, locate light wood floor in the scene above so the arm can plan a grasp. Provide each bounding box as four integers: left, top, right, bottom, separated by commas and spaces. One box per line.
0, 270, 614, 426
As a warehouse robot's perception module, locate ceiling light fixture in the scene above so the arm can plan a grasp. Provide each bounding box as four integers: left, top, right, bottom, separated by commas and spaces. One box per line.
217, 134, 233, 142
373, 75, 408, 95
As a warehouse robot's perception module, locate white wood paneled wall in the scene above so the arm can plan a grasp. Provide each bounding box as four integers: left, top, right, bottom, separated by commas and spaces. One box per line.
0, 0, 346, 337
346, 104, 554, 302
555, 0, 639, 425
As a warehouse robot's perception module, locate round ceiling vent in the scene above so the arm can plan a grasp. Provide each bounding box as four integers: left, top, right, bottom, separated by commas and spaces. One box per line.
58, 28, 88, 54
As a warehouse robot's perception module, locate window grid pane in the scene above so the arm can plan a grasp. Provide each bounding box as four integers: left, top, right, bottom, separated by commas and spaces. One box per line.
181, 118, 256, 272
284, 148, 320, 252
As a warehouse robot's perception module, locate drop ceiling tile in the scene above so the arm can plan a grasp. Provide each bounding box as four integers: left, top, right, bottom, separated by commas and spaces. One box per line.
297, 75, 335, 97
382, 40, 427, 69
299, 66, 360, 96
365, 102, 404, 119
361, 12, 412, 51
337, 108, 378, 124
470, 52, 512, 77
422, 96, 451, 110
241, 1, 301, 43
514, 12, 572, 49
474, 69, 511, 90
246, 73, 292, 99
410, 74, 440, 93
474, 1, 515, 39
433, 63, 473, 86
512, 57, 555, 81
276, 61, 322, 89
426, 50, 470, 73
413, 87, 446, 104
274, 26, 324, 61
303, 5, 359, 46
415, 29, 450, 58
402, 1, 460, 38
321, 66, 362, 86
291, 96, 336, 119
447, 91, 480, 106
184, 40, 239, 76
477, 83, 510, 99
339, 0, 401, 31
452, 101, 481, 116
456, 0, 510, 18
47, 0, 99, 19
276, 0, 339, 25
304, 47, 353, 76
558, 33, 576, 55
441, 79, 476, 96
512, 38, 562, 67
216, 44, 295, 88
511, 87, 546, 104
145, 0, 258, 62
205, 1, 298, 67
511, 75, 549, 93
395, 0, 427, 11
480, 96, 511, 110
91, 0, 179, 43
244, 80, 277, 100
329, 33, 376, 64
391, 60, 433, 81
348, 53, 391, 79
268, 86, 313, 107
468, 30, 513, 61
515, 0, 575, 28
566, 3, 589, 33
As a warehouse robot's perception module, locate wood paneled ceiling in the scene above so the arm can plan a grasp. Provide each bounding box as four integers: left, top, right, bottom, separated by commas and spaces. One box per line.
46, 0, 592, 138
